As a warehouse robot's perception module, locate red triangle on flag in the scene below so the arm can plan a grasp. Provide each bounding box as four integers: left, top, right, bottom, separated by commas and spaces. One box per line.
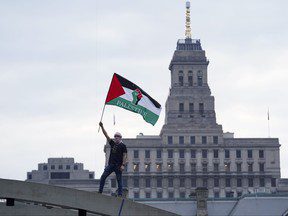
105, 73, 125, 103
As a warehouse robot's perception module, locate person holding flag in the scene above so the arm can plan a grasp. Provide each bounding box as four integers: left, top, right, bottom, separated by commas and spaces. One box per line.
98, 121, 127, 197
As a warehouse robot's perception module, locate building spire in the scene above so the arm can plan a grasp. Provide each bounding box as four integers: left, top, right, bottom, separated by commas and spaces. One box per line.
185, 1, 192, 39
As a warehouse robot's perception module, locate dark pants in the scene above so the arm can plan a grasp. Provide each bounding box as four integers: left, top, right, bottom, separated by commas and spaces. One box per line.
99, 164, 122, 195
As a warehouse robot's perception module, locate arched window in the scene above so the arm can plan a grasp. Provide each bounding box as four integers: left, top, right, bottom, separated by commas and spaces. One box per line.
197, 71, 203, 86
188, 71, 193, 86
179, 71, 184, 86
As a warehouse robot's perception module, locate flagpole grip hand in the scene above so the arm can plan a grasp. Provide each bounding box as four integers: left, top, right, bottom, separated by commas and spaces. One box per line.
99, 122, 111, 141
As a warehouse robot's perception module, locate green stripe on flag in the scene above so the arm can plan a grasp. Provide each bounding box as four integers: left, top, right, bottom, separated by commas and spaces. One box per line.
107, 97, 160, 125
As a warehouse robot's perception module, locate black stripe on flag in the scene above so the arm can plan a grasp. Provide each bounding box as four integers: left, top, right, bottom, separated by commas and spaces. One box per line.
115, 73, 161, 109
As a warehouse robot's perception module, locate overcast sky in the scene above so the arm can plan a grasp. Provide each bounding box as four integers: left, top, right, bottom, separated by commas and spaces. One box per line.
0, 0, 287, 180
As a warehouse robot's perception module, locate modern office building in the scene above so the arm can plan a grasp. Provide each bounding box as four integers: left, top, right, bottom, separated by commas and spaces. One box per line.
105, 1, 281, 199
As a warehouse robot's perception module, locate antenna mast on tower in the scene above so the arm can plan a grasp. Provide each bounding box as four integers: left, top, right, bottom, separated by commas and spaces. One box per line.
185, 1, 192, 39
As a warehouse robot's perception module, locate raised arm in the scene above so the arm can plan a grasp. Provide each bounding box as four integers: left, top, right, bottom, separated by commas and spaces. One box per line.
99, 122, 111, 142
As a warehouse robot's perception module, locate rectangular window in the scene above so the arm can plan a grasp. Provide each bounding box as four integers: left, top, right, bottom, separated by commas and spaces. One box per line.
134, 178, 139, 187
226, 178, 231, 187
248, 178, 254, 187
168, 150, 173, 158
179, 76, 184, 86
157, 192, 163, 198
202, 163, 208, 172
58, 165, 63, 170
271, 178, 276, 187
237, 163, 242, 172
202, 149, 207, 158
236, 150, 241, 158
168, 163, 173, 172
168, 136, 173, 144
190, 136, 195, 144
188, 75, 193, 86
214, 163, 219, 172
226, 192, 234, 198
260, 178, 265, 187
145, 178, 151, 188
237, 178, 242, 187
145, 192, 151, 198
111, 179, 116, 188
145, 163, 150, 172
168, 192, 174, 198
74, 165, 78, 170
51, 165, 55, 170
191, 150, 196, 158
225, 163, 230, 172
179, 103, 184, 112
237, 192, 242, 197
214, 192, 219, 198
156, 163, 162, 172
133, 163, 139, 172
50, 172, 70, 179
199, 103, 204, 114
134, 192, 139, 198
157, 178, 162, 187
180, 178, 185, 187
191, 163, 196, 172
259, 163, 264, 172
123, 178, 128, 187
214, 149, 218, 158
214, 178, 219, 187
191, 178, 196, 187
145, 150, 150, 158
259, 150, 264, 158
180, 192, 186, 198
213, 136, 218, 144
134, 150, 139, 158
179, 136, 184, 144
198, 75, 203, 86
157, 150, 162, 158
43, 165, 47, 170
189, 103, 194, 112
27, 173, 32, 179
168, 178, 173, 187
180, 163, 185, 173
248, 150, 253, 158
248, 163, 253, 172
89, 173, 94, 179
202, 136, 207, 144
179, 149, 185, 158
66, 165, 70, 170
225, 150, 230, 158
203, 179, 208, 187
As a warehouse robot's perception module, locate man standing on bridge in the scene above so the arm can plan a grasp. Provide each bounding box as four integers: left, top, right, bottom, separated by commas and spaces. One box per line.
98, 122, 127, 197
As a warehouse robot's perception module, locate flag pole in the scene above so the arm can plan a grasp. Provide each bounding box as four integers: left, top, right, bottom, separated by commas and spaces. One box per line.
98, 104, 106, 132
268, 108, 271, 138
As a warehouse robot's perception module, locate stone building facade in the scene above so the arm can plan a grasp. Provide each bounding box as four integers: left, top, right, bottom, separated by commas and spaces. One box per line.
105, 38, 281, 199
26, 158, 110, 193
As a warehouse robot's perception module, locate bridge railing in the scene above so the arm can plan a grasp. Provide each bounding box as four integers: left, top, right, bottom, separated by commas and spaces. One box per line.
0, 178, 178, 216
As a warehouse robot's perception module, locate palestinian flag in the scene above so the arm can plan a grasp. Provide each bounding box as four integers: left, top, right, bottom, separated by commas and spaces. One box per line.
105, 73, 161, 125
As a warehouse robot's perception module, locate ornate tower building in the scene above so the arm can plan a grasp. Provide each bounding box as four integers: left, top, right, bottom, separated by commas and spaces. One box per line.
105, 1, 281, 199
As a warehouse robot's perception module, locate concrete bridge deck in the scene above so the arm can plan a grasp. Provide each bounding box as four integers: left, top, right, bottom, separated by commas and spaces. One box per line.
0, 178, 178, 216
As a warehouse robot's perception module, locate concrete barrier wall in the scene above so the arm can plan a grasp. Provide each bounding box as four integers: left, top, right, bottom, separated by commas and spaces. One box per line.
0, 178, 178, 216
